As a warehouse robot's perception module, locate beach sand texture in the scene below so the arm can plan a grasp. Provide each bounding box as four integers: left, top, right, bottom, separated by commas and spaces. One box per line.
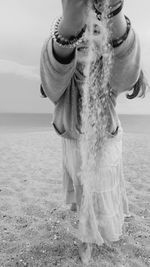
0, 129, 150, 267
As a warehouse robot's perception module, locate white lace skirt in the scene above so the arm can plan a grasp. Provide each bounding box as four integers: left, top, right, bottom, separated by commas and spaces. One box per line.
62, 126, 130, 245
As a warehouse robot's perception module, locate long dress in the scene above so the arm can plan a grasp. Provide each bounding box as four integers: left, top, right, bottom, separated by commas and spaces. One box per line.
62, 122, 130, 245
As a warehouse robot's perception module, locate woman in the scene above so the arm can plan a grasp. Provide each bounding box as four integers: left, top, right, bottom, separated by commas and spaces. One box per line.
40, 0, 146, 262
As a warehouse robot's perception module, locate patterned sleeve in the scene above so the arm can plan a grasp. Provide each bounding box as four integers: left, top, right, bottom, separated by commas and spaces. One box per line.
40, 38, 77, 104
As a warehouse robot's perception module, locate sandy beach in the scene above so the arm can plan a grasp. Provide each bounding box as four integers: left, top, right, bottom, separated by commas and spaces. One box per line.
0, 127, 150, 266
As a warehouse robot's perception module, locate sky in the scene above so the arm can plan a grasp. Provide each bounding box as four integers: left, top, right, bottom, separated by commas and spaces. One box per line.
0, 0, 150, 114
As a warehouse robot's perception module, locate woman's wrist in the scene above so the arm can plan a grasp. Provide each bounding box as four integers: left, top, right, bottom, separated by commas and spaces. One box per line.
51, 18, 84, 62
50, 11, 86, 61
58, 18, 85, 39
51, 16, 86, 49
109, 10, 127, 40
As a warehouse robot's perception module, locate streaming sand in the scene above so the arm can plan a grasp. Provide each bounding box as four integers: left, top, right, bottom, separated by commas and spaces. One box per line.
0, 129, 150, 266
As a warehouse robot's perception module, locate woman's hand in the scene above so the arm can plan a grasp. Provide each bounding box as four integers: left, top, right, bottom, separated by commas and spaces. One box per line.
93, 0, 122, 11
60, 0, 89, 37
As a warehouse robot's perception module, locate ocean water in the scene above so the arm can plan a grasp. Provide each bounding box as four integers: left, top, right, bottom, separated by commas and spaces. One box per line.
119, 114, 150, 134
0, 113, 52, 133
0, 113, 150, 134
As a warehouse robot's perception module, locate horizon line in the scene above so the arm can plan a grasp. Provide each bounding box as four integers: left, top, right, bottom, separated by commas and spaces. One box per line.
0, 112, 150, 116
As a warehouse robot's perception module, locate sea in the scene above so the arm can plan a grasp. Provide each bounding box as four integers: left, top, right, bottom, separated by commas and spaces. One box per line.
0, 113, 150, 134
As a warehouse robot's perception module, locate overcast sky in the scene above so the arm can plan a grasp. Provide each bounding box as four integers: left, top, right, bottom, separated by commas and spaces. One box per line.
0, 0, 150, 114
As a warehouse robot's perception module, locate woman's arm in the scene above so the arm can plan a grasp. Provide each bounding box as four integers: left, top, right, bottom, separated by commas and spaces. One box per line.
52, 0, 89, 61
108, 1, 141, 94
40, 0, 89, 103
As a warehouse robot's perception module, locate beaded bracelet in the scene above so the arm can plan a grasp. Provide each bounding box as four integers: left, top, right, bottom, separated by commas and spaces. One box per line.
94, 0, 124, 21
51, 16, 87, 49
110, 16, 131, 48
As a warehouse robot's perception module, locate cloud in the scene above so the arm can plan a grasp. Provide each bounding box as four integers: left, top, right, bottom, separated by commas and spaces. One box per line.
0, 60, 40, 81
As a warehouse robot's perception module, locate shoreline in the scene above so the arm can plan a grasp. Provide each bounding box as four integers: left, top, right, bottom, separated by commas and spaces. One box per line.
0, 129, 150, 136
0, 113, 150, 134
